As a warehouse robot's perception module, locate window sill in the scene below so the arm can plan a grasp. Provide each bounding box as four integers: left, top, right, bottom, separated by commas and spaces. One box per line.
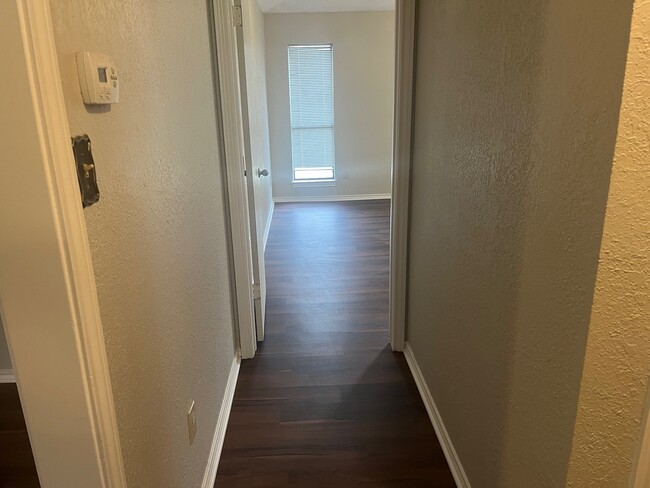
292, 179, 337, 187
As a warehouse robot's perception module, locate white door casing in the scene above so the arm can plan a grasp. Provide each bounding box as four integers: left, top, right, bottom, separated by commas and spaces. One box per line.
389, 0, 417, 352
212, 0, 417, 355
0, 0, 126, 485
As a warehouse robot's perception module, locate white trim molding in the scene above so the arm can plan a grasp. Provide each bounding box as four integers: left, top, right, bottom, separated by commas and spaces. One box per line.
263, 201, 275, 253
389, 0, 418, 352
1, 1, 126, 485
403, 343, 471, 488
274, 193, 391, 203
0, 369, 16, 383
202, 353, 241, 488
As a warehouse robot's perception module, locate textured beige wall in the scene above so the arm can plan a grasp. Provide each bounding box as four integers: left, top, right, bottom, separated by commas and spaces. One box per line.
567, 1, 650, 485
264, 12, 394, 199
407, 1, 632, 486
51, 2, 236, 486
0, 317, 11, 369
243, 0, 274, 240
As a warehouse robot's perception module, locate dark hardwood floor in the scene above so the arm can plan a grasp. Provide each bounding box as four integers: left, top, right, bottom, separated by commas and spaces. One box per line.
0, 383, 39, 488
216, 200, 456, 487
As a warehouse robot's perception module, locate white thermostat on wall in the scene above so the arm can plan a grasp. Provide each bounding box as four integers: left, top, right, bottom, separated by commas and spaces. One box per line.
75, 51, 119, 105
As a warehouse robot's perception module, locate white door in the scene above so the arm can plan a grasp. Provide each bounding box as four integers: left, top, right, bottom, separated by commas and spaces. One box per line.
233, 0, 273, 341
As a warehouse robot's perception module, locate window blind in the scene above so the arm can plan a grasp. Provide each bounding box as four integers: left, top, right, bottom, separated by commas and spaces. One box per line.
288, 44, 334, 180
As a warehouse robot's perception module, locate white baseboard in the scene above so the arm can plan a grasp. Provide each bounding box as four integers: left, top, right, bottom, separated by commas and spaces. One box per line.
403, 343, 471, 488
0, 369, 16, 383
263, 201, 274, 254
273, 193, 391, 203
201, 353, 241, 488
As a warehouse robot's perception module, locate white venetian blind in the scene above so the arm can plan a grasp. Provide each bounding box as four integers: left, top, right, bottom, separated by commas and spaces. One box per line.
288, 44, 335, 180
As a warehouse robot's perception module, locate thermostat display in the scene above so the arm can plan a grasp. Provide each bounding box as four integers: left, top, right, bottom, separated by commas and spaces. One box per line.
75, 52, 119, 105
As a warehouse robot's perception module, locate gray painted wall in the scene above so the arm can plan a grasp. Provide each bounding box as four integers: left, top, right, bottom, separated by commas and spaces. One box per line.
406, 1, 633, 486
51, 1, 236, 486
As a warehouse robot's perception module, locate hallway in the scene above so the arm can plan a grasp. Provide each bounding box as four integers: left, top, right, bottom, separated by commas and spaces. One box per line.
216, 201, 456, 486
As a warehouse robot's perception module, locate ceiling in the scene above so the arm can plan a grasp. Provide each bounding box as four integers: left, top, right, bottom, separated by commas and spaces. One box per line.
257, 0, 395, 13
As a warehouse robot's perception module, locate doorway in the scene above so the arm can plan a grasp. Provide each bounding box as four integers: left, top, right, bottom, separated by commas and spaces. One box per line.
220, 0, 413, 359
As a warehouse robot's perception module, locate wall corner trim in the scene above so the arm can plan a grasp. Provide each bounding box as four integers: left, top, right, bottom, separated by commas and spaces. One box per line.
0, 369, 16, 383
201, 353, 241, 488
403, 343, 471, 488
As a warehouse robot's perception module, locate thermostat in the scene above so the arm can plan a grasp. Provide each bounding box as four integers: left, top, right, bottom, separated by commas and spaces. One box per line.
75, 52, 119, 105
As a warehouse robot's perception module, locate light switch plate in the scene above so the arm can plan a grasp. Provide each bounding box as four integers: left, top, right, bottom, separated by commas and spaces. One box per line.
71, 134, 100, 207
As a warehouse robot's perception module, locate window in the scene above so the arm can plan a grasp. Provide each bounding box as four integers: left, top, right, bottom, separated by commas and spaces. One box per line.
288, 44, 335, 181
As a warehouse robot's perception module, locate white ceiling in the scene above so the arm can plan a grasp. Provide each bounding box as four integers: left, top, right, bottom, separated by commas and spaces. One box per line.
258, 0, 395, 14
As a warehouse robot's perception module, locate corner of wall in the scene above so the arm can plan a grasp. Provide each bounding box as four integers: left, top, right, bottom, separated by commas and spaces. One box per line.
566, 0, 650, 484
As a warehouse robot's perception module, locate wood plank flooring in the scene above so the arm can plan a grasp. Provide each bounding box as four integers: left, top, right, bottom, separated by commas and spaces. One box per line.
216, 200, 456, 487
0, 383, 39, 488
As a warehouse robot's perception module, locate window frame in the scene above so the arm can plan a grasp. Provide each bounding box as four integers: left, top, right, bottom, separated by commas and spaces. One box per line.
287, 43, 336, 183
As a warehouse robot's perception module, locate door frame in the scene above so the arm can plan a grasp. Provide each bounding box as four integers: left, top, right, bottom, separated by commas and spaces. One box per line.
209, 0, 258, 359
210, 0, 418, 353
390, 0, 417, 351
1, 0, 126, 486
